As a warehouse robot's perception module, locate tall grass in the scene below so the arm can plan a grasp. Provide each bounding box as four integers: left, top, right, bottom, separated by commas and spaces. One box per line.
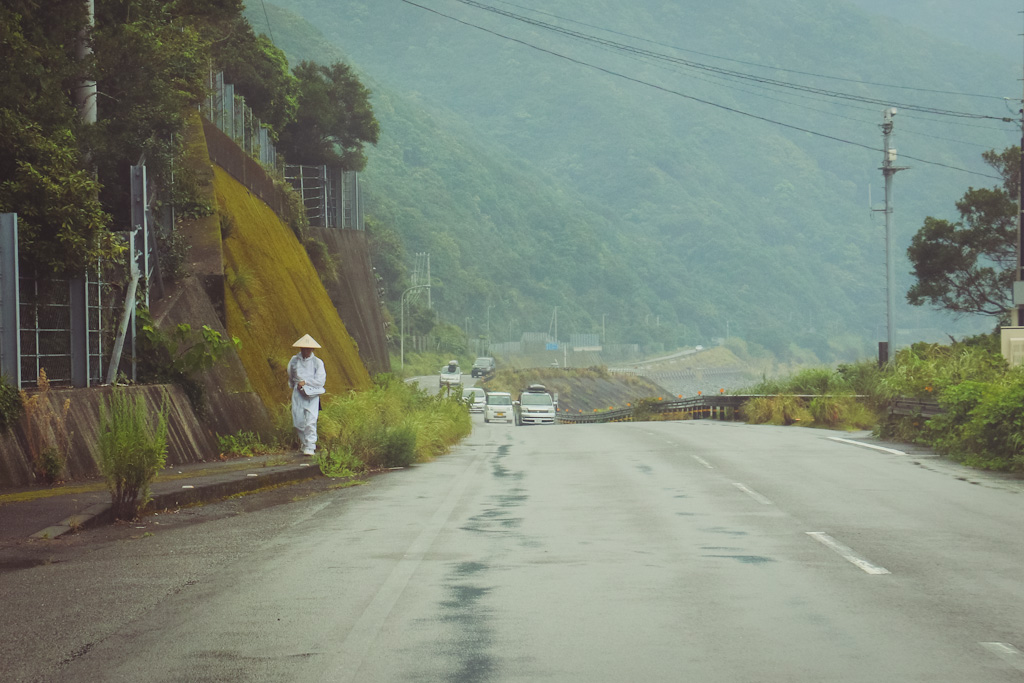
97, 388, 169, 520
738, 360, 884, 430
316, 374, 470, 474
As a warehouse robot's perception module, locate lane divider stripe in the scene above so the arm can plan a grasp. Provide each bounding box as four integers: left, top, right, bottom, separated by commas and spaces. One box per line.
733, 482, 772, 505
806, 531, 890, 575
691, 455, 713, 469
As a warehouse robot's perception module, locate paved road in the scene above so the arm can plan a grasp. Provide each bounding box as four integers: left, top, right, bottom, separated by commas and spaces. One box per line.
3, 418, 1024, 681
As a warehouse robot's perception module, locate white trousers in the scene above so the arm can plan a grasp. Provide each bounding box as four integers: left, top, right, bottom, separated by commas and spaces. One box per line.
292, 399, 319, 454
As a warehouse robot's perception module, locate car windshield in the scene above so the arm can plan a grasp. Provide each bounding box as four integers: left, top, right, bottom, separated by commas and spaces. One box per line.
521, 393, 552, 406
487, 395, 512, 405
474, 358, 491, 365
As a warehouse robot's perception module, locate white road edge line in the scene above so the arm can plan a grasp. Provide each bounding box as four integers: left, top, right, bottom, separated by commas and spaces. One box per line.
806, 531, 890, 575
981, 642, 1024, 671
691, 454, 713, 469
733, 482, 772, 505
827, 437, 905, 456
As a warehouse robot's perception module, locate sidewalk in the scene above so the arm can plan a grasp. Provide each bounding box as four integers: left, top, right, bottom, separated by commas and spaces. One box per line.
0, 452, 323, 543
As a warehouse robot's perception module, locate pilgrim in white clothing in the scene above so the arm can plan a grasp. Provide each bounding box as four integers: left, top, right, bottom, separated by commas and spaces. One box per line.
288, 334, 326, 455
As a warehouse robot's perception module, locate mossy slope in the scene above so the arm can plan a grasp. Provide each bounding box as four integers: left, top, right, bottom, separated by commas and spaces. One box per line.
214, 166, 371, 410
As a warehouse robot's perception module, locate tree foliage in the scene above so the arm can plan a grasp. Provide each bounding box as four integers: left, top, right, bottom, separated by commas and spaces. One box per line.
906, 147, 1019, 319
279, 61, 379, 170
1, 1, 377, 278
0, 3, 113, 274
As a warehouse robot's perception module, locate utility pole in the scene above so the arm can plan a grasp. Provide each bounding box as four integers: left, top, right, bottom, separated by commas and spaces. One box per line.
75, 1, 97, 125
400, 284, 429, 369
1016, 28, 1024, 325
880, 108, 908, 362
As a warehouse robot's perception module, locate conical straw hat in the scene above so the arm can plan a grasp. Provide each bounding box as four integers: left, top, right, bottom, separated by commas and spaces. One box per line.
292, 334, 321, 348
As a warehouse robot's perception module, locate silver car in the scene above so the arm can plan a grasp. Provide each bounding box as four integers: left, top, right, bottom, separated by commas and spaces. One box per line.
461, 386, 486, 413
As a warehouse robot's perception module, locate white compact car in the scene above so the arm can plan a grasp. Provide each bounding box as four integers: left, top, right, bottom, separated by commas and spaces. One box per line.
484, 391, 514, 423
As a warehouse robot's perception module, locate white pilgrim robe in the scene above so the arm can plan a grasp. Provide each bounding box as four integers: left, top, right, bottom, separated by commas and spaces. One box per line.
287, 352, 326, 453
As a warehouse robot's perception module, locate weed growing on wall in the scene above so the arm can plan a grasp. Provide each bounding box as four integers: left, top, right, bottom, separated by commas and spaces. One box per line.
0, 374, 23, 432
19, 369, 71, 483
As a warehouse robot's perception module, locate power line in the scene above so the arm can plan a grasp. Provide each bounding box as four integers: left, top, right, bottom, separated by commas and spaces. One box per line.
486, 0, 1013, 101
260, 0, 276, 45
451, 0, 1009, 121
398, 0, 1004, 180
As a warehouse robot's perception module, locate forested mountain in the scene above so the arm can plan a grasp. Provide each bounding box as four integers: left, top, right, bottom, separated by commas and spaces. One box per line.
252, 0, 1020, 361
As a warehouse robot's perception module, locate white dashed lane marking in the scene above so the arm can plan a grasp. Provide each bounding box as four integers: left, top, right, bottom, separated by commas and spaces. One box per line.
806, 531, 890, 575
733, 482, 772, 505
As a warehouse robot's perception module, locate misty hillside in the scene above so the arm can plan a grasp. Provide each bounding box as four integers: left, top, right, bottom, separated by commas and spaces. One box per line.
253, 0, 1019, 360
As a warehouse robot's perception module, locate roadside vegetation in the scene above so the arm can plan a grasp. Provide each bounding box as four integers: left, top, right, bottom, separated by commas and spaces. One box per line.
96, 387, 169, 520
735, 332, 1024, 472
313, 374, 471, 477
873, 334, 1024, 471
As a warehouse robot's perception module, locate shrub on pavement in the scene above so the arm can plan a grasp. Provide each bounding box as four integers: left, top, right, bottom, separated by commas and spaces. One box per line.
97, 388, 169, 520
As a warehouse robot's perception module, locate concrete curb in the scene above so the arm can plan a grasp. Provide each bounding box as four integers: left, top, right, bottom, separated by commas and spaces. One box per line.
29, 462, 324, 540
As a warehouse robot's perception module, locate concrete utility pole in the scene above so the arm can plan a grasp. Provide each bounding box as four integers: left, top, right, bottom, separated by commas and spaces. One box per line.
400, 284, 429, 369
880, 108, 908, 362
75, 0, 97, 124
1016, 46, 1024, 325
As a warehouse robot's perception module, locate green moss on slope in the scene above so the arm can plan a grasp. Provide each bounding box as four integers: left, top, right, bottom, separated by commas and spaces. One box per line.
213, 166, 370, 410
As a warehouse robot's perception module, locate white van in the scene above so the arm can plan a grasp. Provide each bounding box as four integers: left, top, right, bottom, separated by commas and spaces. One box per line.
516, 384, 557, 425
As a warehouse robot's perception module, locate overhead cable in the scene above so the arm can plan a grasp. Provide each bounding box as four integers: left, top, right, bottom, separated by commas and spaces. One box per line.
399, 0, 1003, 180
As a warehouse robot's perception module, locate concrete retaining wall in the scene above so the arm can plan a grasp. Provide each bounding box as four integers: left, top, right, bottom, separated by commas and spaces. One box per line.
311, 227, 391, 376
0, 384, 217, 489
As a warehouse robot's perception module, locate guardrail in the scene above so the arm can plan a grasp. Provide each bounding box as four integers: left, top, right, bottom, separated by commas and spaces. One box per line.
558, 394, 748, 424
556, 393, 924, 425
888, 398, 942, 417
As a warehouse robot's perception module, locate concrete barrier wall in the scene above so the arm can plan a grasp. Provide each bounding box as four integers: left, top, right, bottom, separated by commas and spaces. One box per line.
0, 384, 217, 489
311, 227, 391, 376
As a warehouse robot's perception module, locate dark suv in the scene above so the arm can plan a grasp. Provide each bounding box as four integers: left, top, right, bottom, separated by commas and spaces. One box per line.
471, 356, 496, 378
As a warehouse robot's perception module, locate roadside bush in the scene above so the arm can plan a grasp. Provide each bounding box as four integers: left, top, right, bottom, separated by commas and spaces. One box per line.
317, 374, 470, 470
807, 394, 876, 429
631, 397, 661, 421
0, 374, 24, 432
808, 394, 843, 427
946, 376, 1024, 471
315, 442, 365, 478
217, 430, 271, 458
97, 388, 169, 520
135, 307, 240, 415
836, 360, 886, 409
921, 380, 988, 456
881, 341, 1006, 399
741, 395, 812, 425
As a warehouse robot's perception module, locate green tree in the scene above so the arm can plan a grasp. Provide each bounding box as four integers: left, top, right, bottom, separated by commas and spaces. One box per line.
89, 2, 209, 227
0, 3, 115, 274
906, 147, 1018, 319
278, 61, 379, 170
215, 27, 298, 138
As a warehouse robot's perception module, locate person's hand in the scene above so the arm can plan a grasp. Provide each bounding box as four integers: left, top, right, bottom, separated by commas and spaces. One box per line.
298, 380, 306, 388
